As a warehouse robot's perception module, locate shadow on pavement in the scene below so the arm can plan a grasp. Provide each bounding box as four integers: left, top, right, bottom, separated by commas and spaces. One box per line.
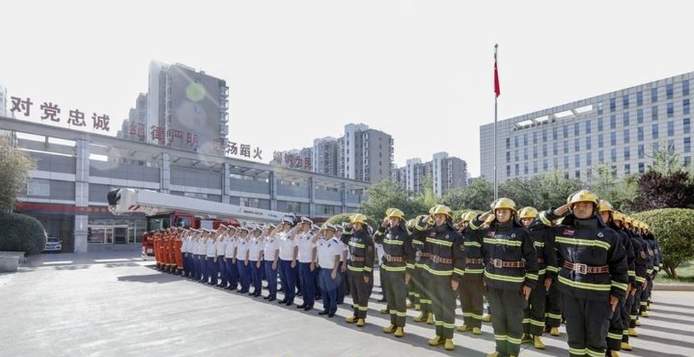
118, 273, 181, 284
637, 323, 694, 337
634, 332, 694, 349
647, 307, 694, 319
651, 302, 693, 310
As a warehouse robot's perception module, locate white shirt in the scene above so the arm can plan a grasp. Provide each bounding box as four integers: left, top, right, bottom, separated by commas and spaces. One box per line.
376, 243, 385, 261
264, 235, 280, 261
205, 239, 217, 257
339, 240, 348, 262
215, 236, 226, 256
296, 232, 316, 263
195, 239, 205, 255
236, 239, 250, 260
224, 237, 237, 258
278, 233, 297, 261
317, 237, 342, 270
248, 237, 264, 261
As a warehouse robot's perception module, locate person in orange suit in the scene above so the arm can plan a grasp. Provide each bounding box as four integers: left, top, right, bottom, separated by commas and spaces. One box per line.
153, 231, 162, 270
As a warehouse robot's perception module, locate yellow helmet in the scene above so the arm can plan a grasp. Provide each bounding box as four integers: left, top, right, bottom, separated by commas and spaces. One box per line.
385, 208, 405, 220
350, 213, 368, 225
462, 211, 478, 223
491, 197, 517, 212
612, 211, 625, 222
598, 200, 614, 213
567, 190, 599, 207
429, 204, 452, 218
518, 207, 538, 219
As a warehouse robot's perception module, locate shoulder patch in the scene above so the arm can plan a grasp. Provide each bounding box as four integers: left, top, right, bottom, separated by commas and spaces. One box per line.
597, 232, 604, 238
511, 233, 516, 239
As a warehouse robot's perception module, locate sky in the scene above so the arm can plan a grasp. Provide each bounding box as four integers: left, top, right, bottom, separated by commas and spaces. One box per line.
3, 0, 694, 176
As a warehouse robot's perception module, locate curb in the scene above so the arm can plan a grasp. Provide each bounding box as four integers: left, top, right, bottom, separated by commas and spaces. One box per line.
653, 283, 694, 291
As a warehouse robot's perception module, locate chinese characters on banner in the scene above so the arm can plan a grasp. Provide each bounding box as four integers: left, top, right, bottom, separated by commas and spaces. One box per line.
10, 96, 111, 132
225, 142, 263, 160
272, 152, 311, 170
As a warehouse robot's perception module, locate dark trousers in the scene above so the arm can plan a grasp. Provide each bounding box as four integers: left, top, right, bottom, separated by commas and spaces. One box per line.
524, 281, 547, 336
279, 259, 297, 304
337, 269, 346, 304
426, 273, 456, 339
545, 280, 562, 328
640, 278, 652, 314
413, 266, 432, 315
320, 268, 340, 314
237, 260, 252, 292
561, 293, 612, 357
225, 258, 238, 289
460, 273, 484, 328
264, 260, 278, 298
486, 287, 526, 357
382, 269, 407, 327
250, 261, 263, 295
607, 297, 629, 351
630, 286, 642, 329
298, 262, 317, 307
205, 257, 217, 284
182, 253, 190, 277
348, 270, 372, 319
195, 255, 204, 280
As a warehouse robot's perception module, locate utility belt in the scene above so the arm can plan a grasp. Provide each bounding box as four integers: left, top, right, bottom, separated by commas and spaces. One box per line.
384, 254, 404, 263
466, 258, 483, 265
351, 256, 366, 262
431, 255, 452, 265
563, 261, 609, 274
488, 258, 524, 269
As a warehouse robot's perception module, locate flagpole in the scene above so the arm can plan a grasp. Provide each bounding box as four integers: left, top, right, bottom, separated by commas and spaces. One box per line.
493, 44, 499, 200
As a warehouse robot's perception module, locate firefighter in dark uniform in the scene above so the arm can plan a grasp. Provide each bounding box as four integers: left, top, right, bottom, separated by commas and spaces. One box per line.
456, 210, 485, 335
614, 213, 646, 351
341, 213, 375, 327
474, 198, 537, 357
409, 204, 462, 351
412, 214, 434, 325
598, 201, 633, 357
532, 190, 628, 357
404, 218, 421, 311
639, 223, 656, 319
373, 208, 415, 338
519, 206, 557, 350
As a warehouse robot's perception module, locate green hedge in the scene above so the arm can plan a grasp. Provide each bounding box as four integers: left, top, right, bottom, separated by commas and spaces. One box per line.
0, 212, 47, 255
632, 208, 694, 278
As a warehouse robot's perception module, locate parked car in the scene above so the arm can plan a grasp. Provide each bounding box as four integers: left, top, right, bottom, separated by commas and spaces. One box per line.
43, 236, 62, 253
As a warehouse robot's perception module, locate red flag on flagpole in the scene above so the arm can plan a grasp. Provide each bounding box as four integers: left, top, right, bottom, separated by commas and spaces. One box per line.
494, 45, 501, 97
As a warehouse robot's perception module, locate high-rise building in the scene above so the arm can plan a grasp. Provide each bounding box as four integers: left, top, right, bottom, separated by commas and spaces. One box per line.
312, 137, 339, 176
338, 123, 393, 183
117, 93, 147, 142
397, 153, 467, 196
146, 61, 229, 155
0, 84, 7, 117
480, 72, 694, 182
391, 165, 407, 189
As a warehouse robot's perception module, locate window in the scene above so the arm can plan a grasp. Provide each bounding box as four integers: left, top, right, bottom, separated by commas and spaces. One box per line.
524, 147, 528, 160
651, 87, 658, 102
652, 142, 659, 154
542, 129, 547, 142
563, 141, 569, 154
543, 159, 548, 170
624, 147, 630, 161
637, 127, 644, 141
586, 153, 592, 166
533, 161, 538, 173
533, 146, 538, 159
574, 138, 580, 152
585, 120, 592, 134
542, 144, 547, 156
575, 154, 580, 168
611, 148, 617, 162
610, 131, 617, 146
685, 137, 691, 153
563, 125, 569, 139
684, 99, 690, 115
652, 123, 659, 139
505, 138, 510, 149
563, 156, 569, 169
668, 139, 675, 153
524, 163, 528, 174
652, 106, 658, 121
553, 157, 558, 169
623, 112, 630, 127
638, 162, 645, 173
598, 134, 604, 148
514, 136, 519, 148
685, 118, 691, 134
609, 98, 616, 112
623, 129, 630, 143
533, 132, 538, 144
667, 83, 674, 100
574, 123, 580, 136
598, 150, 605, 163
523, 134, 528, 146
552, 127, 558, 140
636, 91, 643, 106
575, 170, 581, 179
638, 144, 645, 159
552, 142, 558, 155
506, 165, 511, 177
637, 108, 644, 124
667, 102, 674, 118
585, 136, 591, 150
684, 80, 690, 96
668, 121, 675, 137
685, 157, 691, 167
624, 164, 631, 175
597, 117, 604, 131
610, 115, 617, 129
515, 164, 519, 175
514, 150, 519, 162
623, 95, 629, 109
506, 151, 511, 163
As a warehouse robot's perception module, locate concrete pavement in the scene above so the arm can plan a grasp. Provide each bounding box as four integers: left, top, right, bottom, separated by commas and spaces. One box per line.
0, 251, 691, 357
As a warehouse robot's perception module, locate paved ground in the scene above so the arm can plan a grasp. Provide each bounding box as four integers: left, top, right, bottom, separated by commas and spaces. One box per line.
0, 251, 692, 357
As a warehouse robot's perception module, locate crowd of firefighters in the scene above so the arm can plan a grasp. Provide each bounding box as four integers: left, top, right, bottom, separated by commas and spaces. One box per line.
147, 189, 662, 357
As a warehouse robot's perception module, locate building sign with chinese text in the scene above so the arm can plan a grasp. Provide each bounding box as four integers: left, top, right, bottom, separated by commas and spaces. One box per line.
9, 95, 112, 132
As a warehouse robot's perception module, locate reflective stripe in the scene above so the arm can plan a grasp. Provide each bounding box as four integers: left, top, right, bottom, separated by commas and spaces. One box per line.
383, 239, 403, 246
494, 334, 507, 341
529, 318, 545, 327
464, 241, 482, 248
465, 268, 484, 274
635, 276, 646, 283
426, 237, 453, 247
546, 265, 560, 273
390, 310, 407, 317
525, 273, 539, 281
538, 269, 547, 276
607, 332, 623, 340
569, 347, 587, 356
468, 220, 480, 230
612, 280, 628, 291
483, 238, 522, 247
628, 270, 636, 277
586, 348, 605, 357
349, 241, 365, 249
353, 304, 369, 311
506, 336, 522, 345
534, 241, 545, 248
421, 264, 453, 276
406, 263, 415, 269
381, 264, 407, 272
347, 265, 372, 272
419, 299, 432, 304
558, 275, 611, 292
484, 270, 525, 283
539, 211, 553, 226
555, 236, 611, 250
454, 268, 465, 276
545, 312, 562, 320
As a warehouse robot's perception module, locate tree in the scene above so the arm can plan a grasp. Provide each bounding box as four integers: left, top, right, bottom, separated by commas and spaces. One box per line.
359, 180, 427, 222
0, 212, 46, 255
632, 208, 694, 278
496, 171, 582, 210
441, 178, 494, 211
632, 170, 694, 210
0, 137, 35, 212
591, 165, 639, 211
